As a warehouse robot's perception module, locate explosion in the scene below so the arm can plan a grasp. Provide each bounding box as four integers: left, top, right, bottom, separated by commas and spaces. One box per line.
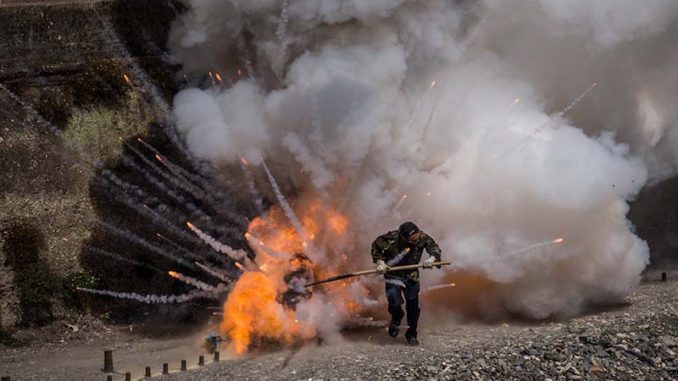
161, 0, 678, 350
220, 198, 370, 355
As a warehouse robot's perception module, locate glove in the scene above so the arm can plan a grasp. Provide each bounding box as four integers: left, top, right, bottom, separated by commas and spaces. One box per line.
423, 257, 436, 269
376, 260, 389, 274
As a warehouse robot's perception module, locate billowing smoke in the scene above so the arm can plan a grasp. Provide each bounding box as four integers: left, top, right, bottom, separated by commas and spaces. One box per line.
166, 0, 678, 328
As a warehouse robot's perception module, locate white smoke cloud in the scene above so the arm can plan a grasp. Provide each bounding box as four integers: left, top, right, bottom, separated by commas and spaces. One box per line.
168, 0, 678, 324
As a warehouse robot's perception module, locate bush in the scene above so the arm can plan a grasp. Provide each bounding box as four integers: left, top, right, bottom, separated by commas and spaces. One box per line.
62, 91, 151, 164
13, 262, 57, 328
0, 330, 25, 348
61, 271, 99, 311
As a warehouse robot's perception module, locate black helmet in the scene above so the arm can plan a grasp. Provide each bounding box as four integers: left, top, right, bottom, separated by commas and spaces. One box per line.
399, 221, 420, 239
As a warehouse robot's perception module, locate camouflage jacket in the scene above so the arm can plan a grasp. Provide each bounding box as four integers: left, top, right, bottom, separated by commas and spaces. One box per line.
370, 230, 442, 281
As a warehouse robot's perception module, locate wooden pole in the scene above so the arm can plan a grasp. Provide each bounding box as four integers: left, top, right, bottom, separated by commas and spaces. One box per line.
104, 350, 114, 373
125, 372, 131, 381
198, 355, 205, 366
163, 363, 169, 374
305, 261, 452, 287
145, 366, 151, 378
181, 360, 187, 371
214, 351, 220, 362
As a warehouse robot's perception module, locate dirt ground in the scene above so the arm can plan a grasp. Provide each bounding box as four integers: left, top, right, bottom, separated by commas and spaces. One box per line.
1, 276, 677, 381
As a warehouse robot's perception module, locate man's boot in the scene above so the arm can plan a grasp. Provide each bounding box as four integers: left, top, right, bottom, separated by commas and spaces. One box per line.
388, 320, 400, 338
405, 329, 418, 346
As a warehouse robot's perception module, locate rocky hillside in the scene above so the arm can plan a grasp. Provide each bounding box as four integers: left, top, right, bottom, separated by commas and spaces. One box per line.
0, 0, 676, 335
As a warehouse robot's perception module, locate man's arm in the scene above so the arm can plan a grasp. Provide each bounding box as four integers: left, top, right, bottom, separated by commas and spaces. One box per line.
423, 233, 442, 262
371, 238, 385, 263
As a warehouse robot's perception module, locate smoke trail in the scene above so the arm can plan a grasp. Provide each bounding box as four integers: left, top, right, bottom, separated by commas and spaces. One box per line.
386, 247, 411, 267
260, 160, 309, 244
240, 158, 265, 215
136, 137, 215, 192
195, 262, 232, 283
186, 222, 246, 260
121, 154, 188, 205
423, 283, 457, 293
491, 82, 599, 160
125, 141, 210, 203
98, 221, 195, 269
168, 270, 220, 293
76, 287, 216, 304
85, 247, 163, 273
245, 233, 286, 259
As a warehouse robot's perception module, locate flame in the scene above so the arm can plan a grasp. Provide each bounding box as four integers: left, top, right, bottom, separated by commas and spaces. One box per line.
240, 157, 249, 166
123, 74, 130, 84
186, 222, 195, 229
429, 80, 436, 89
236, 68, 243, 77
155, 154, 163, 162
219, 198, 361, 354
215, 73, 223, 82
553, 237, 564, 244
168, 271, 179, 279
511, 97, 521, 106
234, 262, 244, 271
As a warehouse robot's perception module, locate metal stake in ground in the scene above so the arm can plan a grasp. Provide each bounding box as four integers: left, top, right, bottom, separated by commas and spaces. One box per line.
305, 261, 452, 287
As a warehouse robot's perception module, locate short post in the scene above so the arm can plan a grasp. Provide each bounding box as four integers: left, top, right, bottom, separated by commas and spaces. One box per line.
107, 376, 113, 381
104, 350, 114, 373
214, 351, 220, 362
145, 366, 151, 378
662, 272, 667, 282
198, 355, 205, 366
125, 372, 131, 381
181, 360, 187, 371
2, 377, 10, 381
163, 363, 169, 374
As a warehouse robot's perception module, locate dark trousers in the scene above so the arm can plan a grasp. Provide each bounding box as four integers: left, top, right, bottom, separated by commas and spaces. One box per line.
385, 277, 420, 339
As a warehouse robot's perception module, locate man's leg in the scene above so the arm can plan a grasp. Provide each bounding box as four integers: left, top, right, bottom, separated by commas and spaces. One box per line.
385, 279, 405, 337
404, 279, 420, 344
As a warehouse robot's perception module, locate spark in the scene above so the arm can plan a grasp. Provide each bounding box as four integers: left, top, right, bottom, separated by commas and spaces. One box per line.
168, 270, 220, 293
426, 192, 432, 197
511, 97, 521, 106
215, 72, 223, 82
425, 283, 457, 292
553, 237, 564, 244
234, 262, 245, 271
155, 154, 163, 162
429, 80, 436, 90
240, 157, 249, 166
123, 74, 130, 84
236, 68, 243, 77
394, 194, 408, 210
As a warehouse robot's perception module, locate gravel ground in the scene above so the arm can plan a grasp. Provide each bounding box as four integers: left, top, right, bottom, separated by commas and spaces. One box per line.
158, 280, 678, 381
1, 279, 676, 381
